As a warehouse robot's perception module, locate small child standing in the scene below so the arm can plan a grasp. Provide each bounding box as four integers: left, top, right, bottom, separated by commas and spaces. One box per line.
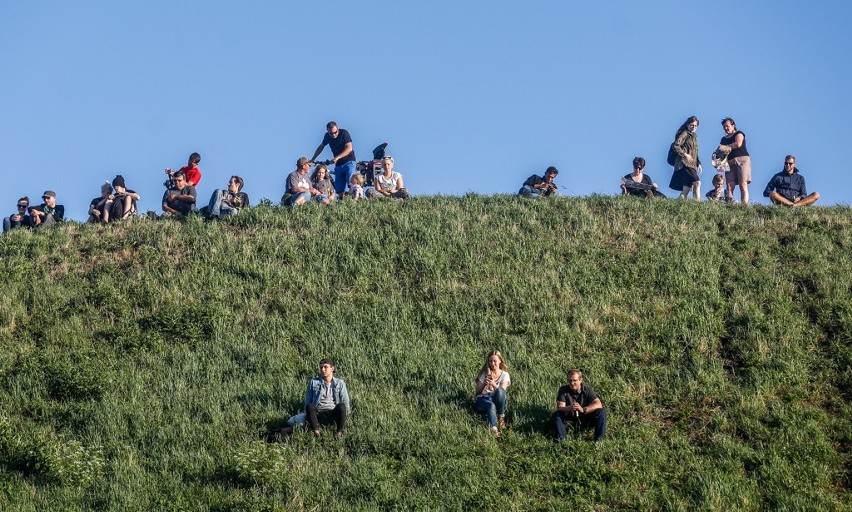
706, 173, 732, 202
349, 174, 365, 202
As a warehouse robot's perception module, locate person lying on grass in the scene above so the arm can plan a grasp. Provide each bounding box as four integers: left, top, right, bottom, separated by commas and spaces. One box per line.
303, 358, 351, 438
519, 166, 559, 197
474, 350, 511, 438
551, 369, 607, 442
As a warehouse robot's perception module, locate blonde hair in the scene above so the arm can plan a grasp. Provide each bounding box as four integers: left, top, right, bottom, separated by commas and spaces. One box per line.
478, 350, 508, 377
350, 173, 364, 186
712, 174, 724, 187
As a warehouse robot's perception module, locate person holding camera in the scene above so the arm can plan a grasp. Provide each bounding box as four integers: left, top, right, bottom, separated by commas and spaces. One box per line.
551, 369, 607, 442
3, 196, 34, 232
161, 171, 197, 216
519, 166, 559, 197
165, 152, 202, 188
206, 175, 250, 219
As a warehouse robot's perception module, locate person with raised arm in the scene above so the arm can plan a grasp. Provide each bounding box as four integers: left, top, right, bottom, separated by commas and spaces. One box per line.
311, 121, 356, 200
474, 350, 511, 438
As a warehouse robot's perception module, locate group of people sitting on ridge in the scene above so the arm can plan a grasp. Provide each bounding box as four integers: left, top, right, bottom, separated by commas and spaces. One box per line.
273, 352, 606, 443
518, 116, 820, 207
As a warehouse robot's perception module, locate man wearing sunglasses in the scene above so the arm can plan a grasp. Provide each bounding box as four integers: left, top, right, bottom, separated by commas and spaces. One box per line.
763, 155, 820, 207
30, 191, 65, 227
311, 121, 356, 200
3, 197, 34, 232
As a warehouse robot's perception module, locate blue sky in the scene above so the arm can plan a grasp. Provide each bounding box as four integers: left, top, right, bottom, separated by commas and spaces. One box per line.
2, 1, 851, 220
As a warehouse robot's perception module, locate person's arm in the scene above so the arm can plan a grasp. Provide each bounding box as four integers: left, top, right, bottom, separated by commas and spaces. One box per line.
763, 175, 778, 198
726, 132, 745, 150
175, 186, 197, 204
395, 173, 404, 191
126, 191, 141, 201
499, 372, 510, 391
555, 400, 573, 413
304, 380, 314, 411
311, 140, 327, 162
339, 380, 351, 414
797, 175, 808, 199
583, 398, 603, 414
672, 131, 692, 163
475, 373, 487, 395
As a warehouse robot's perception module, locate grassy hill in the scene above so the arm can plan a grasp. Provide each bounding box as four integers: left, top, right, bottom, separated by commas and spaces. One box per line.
0, 196, 849, 511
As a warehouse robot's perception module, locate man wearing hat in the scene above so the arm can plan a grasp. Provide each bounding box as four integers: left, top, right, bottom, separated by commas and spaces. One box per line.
106, 175, 141, 221
303, 358, 351, 437
519, 166, 559, 197
282, 157, 321, 206
30, 191, 65, 227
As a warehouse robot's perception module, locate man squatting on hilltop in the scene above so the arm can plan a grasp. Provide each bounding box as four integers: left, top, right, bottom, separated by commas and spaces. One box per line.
311, 121, 356, 200
519, 166, 559, 197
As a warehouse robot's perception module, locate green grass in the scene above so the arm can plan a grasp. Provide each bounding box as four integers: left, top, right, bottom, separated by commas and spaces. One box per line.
0, 195, 849, 511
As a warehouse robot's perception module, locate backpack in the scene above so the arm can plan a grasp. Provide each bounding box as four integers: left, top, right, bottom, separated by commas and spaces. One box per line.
666, 144, 677, 166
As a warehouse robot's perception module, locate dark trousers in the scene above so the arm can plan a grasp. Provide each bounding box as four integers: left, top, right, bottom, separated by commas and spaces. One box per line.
552, 408, 607, 442
306, 403, 347, 432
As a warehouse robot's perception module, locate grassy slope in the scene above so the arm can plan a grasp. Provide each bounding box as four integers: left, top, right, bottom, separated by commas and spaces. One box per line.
0, 196, 849, 511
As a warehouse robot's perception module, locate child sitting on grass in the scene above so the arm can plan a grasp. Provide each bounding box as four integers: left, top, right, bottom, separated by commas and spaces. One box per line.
706, 173, 732, 202
349, 174, 365, 202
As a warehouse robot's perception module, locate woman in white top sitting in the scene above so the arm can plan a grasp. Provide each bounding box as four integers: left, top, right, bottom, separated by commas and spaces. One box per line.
369, 156, 409, 199
474, 350, 511, 437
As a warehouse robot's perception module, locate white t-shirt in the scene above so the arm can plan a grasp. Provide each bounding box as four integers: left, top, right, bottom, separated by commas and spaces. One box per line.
476, 371, 511, 398
376, 171, 402, 193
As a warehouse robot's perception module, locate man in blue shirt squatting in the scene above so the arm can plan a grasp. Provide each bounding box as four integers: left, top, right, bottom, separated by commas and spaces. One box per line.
304, 358, 351, 438
763, 154, 820, 207
311, 121, 356, 200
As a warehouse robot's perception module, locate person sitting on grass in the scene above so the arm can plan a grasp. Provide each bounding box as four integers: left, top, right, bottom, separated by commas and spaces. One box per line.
367, 156, 409, 199
620, 157, 663, 198
705, 173, 732, 202
161, 171, 197, 217
206, 175, 250, 219
30, 190, 65, 227
349, 173, 366, 202
474, 350, 511, 438
551, 369, 607, 442
88, 182, 113, 223
519, 166, 559, 197
304, 358, 351, 438
310, 164, 335, 205
283, 157, 318, 206
107, 175, 140, 221
763, 154, 820, 207
3, 196, 33, 232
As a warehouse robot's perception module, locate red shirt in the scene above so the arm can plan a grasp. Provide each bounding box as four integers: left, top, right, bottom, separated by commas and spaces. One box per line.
179, 165, 202, 187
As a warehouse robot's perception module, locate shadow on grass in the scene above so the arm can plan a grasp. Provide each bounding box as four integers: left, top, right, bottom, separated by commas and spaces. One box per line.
512, 403, 556, 437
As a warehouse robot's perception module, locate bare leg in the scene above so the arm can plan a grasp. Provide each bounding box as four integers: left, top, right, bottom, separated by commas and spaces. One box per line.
794, 192, 820, 207
679, 185, 691, 199
691, 181, 701, 200
769, 191, 795, 206
739, 181, 749, 205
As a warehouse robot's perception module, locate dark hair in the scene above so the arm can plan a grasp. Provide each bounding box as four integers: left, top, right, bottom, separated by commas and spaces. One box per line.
545, 166, 559, 176
326, 121, 338, 130
311, 164, 329, 182
676, 116, 700, 138
721, 117, 736, 129
174, 171, 187, 181
18, 196, 29, 205
319, 358, 335, 368
632, 157, 646, 170
230, 175, 244, 191
188, 152, 201, 165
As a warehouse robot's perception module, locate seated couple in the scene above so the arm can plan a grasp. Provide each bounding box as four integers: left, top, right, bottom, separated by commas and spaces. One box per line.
4, 192, 65, 232
473, 351, 606, 442
88, 176, 140, 223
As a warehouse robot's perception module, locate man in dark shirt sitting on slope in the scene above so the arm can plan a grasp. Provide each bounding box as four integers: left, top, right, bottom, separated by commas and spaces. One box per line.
551, 369, 607, 442
162, 171, 197, 216
763, 155, 820, 207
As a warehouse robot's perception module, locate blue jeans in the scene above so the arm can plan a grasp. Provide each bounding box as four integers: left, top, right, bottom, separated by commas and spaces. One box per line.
552, 408, 607, 442
475, 388, 507, 428
334, 161, 356, 196
207, 190, 239, 218
287, 191, 311, 206
518, 185, 542, 198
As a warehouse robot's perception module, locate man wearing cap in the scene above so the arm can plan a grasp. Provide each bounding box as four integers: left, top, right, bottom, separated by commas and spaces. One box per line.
551, 369, 607, 442
303, 358, 351, 437
763, 155, 820, 207
519, 167, 559, 197
162, 171, 197, 216
311, 121, 356, 200
106, 175, 140, 221
4, 196, 34, 232
30, 191, 65, 227
283, 157, 321, 206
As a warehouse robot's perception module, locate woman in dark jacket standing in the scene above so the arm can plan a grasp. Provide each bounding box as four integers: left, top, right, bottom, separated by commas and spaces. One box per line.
669, 116, 702, 199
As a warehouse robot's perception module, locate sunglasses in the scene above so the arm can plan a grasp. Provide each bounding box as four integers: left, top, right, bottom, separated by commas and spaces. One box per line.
17, 204, 28, 209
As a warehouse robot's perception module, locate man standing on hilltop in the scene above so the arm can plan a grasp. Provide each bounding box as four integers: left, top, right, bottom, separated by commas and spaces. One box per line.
763, 155, 820, 207
519, 166, 559, 197
551, 369, 607, 442
311, 121, 356, 200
